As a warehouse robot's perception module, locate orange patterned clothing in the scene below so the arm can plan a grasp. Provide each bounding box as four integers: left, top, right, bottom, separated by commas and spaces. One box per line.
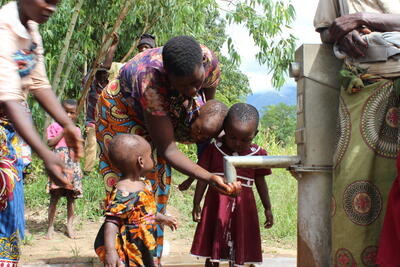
95, 184, 157, 266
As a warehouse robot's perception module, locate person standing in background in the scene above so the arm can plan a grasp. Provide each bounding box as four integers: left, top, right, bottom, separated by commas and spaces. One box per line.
137, 33, 156, 53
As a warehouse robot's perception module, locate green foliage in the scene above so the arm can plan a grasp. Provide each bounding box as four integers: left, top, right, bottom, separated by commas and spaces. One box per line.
217, 56, 251, 105
225, 0, 297, 87
261, 103, 296, 145
0, 0, 294, 132
24, 155, 105, 221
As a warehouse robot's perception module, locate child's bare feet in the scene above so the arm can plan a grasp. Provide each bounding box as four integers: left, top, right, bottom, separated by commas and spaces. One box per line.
46, 226, 54, 240
67, 224, 79, 239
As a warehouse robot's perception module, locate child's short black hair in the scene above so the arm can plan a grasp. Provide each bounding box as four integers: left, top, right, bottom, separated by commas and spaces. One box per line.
62, 99, 77, 107
225, 103, 259, 127
162, 36, 203, 76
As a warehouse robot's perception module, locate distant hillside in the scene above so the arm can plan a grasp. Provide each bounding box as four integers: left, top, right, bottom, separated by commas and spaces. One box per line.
246, 84, 296, 112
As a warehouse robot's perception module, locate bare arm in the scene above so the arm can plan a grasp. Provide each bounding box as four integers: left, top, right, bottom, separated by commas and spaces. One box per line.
318, 28, 333, 43
155, 213, 178, 230
254, 175, 271, 211
104, 221, 121, 267
3, 101, 71, 187
144, 111, 241, 195
254, 174, 273, 228
144, 112, 215, 181
102, 33, 119, 69
193, 180, 208, 206
318, 12, 400, 59
192, 180, 208, 222
330, 13, 400, 42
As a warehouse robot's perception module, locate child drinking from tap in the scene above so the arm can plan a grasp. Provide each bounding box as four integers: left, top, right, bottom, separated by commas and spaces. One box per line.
191, 103, 273, 266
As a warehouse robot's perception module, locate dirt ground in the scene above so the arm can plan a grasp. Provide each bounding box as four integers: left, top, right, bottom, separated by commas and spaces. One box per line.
21, 207, 296, 265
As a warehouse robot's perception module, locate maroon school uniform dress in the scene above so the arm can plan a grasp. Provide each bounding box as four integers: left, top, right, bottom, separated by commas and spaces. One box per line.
190, 141, 271, 265
377, 153, 400, 266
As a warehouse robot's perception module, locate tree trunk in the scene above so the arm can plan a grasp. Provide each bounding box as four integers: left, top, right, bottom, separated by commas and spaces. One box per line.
59, 55, 77, 99
51, 0, 84, 94
58, 41, 81, 98
76, 0, 135, 115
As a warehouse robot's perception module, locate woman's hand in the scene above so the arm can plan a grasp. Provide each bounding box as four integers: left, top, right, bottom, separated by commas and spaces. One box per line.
104, 249, 122, 267
42, 151, 73, 189
63, 124, 83, 161
329, 13, 365, 42
337, 30, 368, 58
209, 174, 241, 196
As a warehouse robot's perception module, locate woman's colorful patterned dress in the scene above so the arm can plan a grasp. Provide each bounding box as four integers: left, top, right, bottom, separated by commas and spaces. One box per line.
96, 45, 220, 257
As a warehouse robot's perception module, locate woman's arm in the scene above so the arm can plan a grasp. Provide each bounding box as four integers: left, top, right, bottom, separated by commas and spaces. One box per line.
319, 12, 400, 59
326, 13, 400, 58
143, 111, 240, 195
3, 101, 71, 187
145, 111, 214, 180
330, 13, 400, 42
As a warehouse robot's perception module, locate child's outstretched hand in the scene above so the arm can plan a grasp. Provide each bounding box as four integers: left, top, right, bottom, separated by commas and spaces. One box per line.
105, 249, 122, 267
264, 209, 274, 229
178, 177, 194, 191
157, 214, 178, 231
192, 204, 201, 222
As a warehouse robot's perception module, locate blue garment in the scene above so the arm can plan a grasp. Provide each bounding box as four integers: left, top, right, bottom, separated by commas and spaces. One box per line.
0, 122, 30, 263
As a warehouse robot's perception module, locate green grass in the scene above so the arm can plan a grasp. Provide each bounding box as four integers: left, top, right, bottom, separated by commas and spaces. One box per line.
255, 132, 298, 247
24, 132, 297, 248
24, 157, 105, 224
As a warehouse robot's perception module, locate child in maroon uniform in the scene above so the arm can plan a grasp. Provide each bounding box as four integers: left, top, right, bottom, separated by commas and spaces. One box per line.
190, 103, 273, 266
